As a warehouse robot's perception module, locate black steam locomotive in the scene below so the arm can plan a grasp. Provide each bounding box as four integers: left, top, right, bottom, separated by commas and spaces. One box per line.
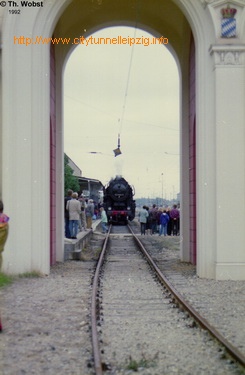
103, 175, 136, 224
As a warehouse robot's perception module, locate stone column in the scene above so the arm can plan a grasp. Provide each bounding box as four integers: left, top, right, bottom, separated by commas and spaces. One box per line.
210, 45, 245, 279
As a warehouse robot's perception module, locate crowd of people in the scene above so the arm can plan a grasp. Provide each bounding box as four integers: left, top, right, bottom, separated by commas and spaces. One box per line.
65, 189, 180, 239
64, 189, 105, 239
138, 204, 180, 236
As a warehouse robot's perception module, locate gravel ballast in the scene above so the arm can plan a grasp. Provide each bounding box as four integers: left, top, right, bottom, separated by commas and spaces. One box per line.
0, 261, 95, 375
0, 231, 244, 374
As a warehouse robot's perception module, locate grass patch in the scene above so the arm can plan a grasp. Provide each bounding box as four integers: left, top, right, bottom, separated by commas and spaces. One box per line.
0, 272, 14, 287
0, 270, 42, 288
125, 354, 157, 372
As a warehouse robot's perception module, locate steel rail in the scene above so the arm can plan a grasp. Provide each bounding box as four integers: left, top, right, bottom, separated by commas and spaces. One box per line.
91, 225, 112, 375
128, 225, 245, 368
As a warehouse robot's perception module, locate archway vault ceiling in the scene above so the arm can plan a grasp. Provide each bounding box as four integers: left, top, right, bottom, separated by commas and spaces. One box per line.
54, 0, 192, 64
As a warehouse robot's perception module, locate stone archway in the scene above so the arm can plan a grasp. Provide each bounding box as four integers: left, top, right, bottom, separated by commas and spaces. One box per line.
51, 0, 196, 269
2, 0, 245, 279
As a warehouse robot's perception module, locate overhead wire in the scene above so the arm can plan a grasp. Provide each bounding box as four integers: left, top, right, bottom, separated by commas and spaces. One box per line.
118, 0, 141, 138
118, 29, 136, 136
65, 94, 178, 132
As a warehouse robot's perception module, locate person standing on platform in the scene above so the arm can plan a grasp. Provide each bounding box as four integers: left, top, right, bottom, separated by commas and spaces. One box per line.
79, 195, 87, 231
85, 199, 94, 230
64, 189, 73, 238
66, 192, 81, 239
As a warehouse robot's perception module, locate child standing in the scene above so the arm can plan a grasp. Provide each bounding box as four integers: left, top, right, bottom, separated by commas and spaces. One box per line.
100, 207, 108, 234
0, 200, 9, 332
0, 200, 9, 270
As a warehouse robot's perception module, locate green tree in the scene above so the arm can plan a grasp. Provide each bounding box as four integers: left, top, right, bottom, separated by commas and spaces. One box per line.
64, 154, 80, 195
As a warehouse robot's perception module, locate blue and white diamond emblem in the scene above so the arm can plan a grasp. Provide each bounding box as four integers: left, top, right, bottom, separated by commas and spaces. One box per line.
221, 18, 236, 38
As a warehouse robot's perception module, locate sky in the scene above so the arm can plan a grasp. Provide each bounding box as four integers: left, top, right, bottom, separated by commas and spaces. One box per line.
64, 26, 180, 200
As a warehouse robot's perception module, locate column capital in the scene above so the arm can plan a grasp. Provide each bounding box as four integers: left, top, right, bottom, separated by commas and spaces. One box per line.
209, 44, 245, 65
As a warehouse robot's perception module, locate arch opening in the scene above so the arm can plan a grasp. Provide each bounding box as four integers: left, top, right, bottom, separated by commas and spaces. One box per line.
50, 0, 195, 269
63, 26, 180, 202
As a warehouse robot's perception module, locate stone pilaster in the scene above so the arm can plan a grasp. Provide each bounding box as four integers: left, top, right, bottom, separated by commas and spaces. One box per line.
209, 44, 245, 279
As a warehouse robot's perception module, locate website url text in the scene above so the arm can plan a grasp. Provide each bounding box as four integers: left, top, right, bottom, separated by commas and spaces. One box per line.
13, 35, 169, 47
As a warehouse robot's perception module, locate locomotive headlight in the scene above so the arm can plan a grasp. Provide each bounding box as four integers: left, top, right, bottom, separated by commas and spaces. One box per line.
127, 206, 131, 210
108, 207, 112, 210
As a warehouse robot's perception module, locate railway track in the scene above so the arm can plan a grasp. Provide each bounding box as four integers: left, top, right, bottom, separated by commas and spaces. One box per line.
91, 224, 245, 374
